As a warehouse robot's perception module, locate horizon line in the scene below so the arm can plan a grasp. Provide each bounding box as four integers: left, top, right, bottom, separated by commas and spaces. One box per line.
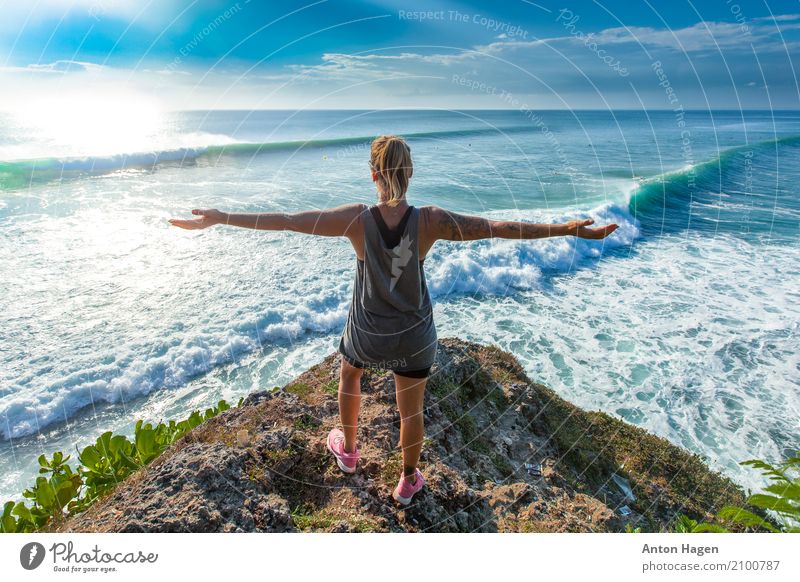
153, 107, 800, 113
3, 107, 800, 114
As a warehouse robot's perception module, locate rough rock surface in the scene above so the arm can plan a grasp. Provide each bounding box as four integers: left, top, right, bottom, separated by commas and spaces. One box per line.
53, 338, 746, 533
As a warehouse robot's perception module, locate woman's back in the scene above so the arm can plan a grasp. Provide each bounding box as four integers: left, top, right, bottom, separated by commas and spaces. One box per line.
338, 203, 437, 373
362, 204, 429, 313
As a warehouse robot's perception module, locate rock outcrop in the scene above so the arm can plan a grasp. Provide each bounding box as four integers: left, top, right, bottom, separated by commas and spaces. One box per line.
52, 338, 746, 532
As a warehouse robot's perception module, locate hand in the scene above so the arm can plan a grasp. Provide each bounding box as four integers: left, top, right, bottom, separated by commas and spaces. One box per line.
168, 208, 225, 230
564, 218, 619, 240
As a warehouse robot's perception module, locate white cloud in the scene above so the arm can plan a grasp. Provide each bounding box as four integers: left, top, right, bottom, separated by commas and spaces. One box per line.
272, 15, 799, 87
1, 14, 797, 110
0, 60, 107, 74
583, 21, 797, 52
753, 14, 800, 23
475, 17, 800, 55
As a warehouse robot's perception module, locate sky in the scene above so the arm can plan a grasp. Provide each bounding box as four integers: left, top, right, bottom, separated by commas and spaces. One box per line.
0, 0, 798, 110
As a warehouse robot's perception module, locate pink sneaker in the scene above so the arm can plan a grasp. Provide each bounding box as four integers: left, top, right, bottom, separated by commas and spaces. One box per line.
326, 428, 359, 473
392, 468, 425, 505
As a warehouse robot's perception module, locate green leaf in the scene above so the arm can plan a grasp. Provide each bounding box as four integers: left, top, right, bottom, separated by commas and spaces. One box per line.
117, 448, 141, 472
11, 501, 32, 523
79, 445, 102, 469
673, 515, 698, 533
187, 411, 203, 428
55, 480, 79, 508
97, 431, 113, 447
740, 459, 786, 481
717, 506, 778, 532
108, 434, 132, 455
28, 505, 50, 528
746, 494, 799, 517
34, 480, 56, 510
1, 514, 18, 533
691, 522, 730, 533
135, 428, 158, 464
763, 482, 800, 502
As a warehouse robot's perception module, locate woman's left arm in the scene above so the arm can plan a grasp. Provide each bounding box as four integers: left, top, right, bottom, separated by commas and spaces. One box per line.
422, 206, 619, 242
168, 203, 366, 237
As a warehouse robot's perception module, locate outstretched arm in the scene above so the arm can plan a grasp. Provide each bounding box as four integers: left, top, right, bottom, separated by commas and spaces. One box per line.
168, 203, 366, 237
424, 206, 618, 241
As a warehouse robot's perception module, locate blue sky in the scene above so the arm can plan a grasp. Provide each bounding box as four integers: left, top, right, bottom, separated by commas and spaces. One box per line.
1, 0, 798, 109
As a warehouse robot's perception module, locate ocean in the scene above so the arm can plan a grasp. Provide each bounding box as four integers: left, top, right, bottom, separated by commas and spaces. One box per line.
0, 109, 798, 500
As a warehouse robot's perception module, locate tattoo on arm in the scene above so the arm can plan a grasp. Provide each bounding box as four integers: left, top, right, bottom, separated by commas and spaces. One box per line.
437, 210, 493, 240
433, 208, 564, 241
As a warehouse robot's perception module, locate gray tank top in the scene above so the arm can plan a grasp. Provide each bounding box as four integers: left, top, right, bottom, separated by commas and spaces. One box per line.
339, 204, 437, 372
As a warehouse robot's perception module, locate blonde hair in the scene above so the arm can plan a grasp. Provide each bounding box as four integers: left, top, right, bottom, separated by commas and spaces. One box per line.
370, 135, 413, 206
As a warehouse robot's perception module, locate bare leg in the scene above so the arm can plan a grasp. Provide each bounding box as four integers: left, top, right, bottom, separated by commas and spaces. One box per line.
339, 359, 363, 453
393, 373, 427, 483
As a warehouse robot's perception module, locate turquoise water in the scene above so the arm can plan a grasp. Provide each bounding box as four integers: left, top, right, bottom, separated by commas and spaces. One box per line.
0, 109, 798, 499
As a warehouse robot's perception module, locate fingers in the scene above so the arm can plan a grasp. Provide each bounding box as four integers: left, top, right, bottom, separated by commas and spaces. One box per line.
170, 211, 210, 230
599, 224, 619, 238
577, 223, 619, 239
168, 218, 201, 229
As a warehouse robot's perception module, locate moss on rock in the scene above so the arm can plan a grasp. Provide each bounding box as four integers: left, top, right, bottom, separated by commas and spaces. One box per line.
52, 338, 747, 533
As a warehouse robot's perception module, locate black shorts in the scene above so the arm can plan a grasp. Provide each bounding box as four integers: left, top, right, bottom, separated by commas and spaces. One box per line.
339, 347, 432, 379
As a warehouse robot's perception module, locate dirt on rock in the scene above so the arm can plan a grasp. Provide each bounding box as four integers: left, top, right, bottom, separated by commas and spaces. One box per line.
53, 338, 746, 533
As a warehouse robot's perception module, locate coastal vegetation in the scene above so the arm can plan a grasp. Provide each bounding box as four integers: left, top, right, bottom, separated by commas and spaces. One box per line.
675, 454, 799, 533
1, 398, 242, 533
1, 339, 787, 534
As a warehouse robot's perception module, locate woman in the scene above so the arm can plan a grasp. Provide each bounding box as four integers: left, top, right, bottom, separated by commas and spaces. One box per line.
168, 135, 618, 505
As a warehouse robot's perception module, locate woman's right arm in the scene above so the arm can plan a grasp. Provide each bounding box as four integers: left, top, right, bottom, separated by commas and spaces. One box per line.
168, 203, 366, 237
423, 205, 618, 241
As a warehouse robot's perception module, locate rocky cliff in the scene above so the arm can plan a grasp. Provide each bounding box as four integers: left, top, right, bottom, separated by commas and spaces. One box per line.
52, 338, 745, 533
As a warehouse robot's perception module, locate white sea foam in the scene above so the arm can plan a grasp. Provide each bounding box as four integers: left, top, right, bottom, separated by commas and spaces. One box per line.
0, 200, 637, 441
434, 234, 800, 493
427, 202, 639, 297
2, 109, 798, 502
0, 293, 351, 440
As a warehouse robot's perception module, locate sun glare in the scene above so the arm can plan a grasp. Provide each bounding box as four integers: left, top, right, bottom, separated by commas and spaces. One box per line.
15, 92, 165, 158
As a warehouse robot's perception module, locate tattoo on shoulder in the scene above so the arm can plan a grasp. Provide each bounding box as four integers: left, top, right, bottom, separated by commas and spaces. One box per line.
436, 208, 490, 240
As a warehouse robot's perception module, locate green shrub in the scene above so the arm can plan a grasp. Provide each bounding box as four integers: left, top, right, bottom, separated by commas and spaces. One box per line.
673, 514, 727, 533
675, 452, 799, 533
0, 397, 242, 533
